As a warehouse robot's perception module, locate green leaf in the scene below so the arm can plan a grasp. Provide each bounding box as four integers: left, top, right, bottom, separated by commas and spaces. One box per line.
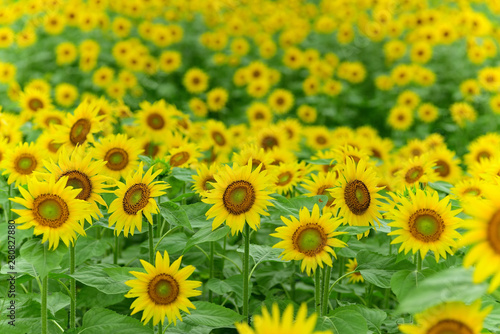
359, 269, 393, 288
78, 308, 153, 334
182, 301, 245, 327
391, 268, 436, 301
184, 225, 230, 253
154, 233, 188, 255
331, 306, 386, 334
305, 158, 336, 165
397, 267, 488, 314
237, 244, 288, 265
159, 202, 192, 231
171, 167, 195, 182
206, 278, 233, 295
317, 310, 368, 334
20, 239, 66, 279
428, 181, 452, 194
69, 264, 139, 294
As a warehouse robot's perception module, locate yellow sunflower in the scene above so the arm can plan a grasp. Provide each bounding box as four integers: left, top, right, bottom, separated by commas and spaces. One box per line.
136, 99, 180, 135
202, 161, 275, 235
272, 204, 346, 275
254, 125, 289, 152
461, 184, 500, 292
399, 301, 491, 334
93, 134, 144, 181
330, 158, 384, 233
232, 144, 275, 172
267, 89, 294, 114
125, 250, 201, 326
33, 109, 65, 130
205, 119, 232, 153
1, 142, 46, 186
108, 163, 169, 237
246, 102, 273, 127
346, 258, 364, 283
183, 68, 209, 94
451, 177, 488, 202
10, 175, 91, 250
428, 147, 462, 183
166, 143, 200, 169
302, 171, 339, 214
39, 146, 110, 223
387, 188, 462, 261
272, 161, 304, 195
394, 154, 436, 190
387, 105, 413, 131
18, 88, 53, 115
235, 303, 332, 334
192, 163, 217, 197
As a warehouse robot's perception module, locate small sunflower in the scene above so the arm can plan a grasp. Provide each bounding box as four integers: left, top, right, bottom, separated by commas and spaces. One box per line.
93, 134, 144, 181
399, 301, 491, 334
272, 161, 304, 195
346, 258, 364, 283
33, 109, 65, 130
268, 88, 294, 114
206, 87, 228, 112
10, 175, 91, 250
388, 105, 413, 131
183, 68, 209, 94
125, 250, 202, 326
272, 204, 346, 275
395, 154, 436, 190
428, 147, 462, 183
302, 171, 338, 214
255, 125, 288, 152
246, 102, 273, 126
387, 188, 462, 261
166, 143, 200, 169
306, 126, 332, 151
192, 163, 217, 197
235, 303, 332, 334
205, 119, 232, 153
18, 88, 53, 115
136, 99, 180, 135
451, 177, 488, 202
232, 144, 274, 172
202, 161, 275, 235
1, 142, 46, 186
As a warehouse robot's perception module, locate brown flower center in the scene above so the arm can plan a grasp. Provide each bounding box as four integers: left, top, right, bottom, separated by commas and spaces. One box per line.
104, 148, 129, 171
409, 209, 444, 242
14, 154, 37, 174
487, 209, 500, 254
148, 274, 179, 305
222, 180, 255, 215
69, 118, 91, 146
33, 194, 69, 228
292, 224, 327, 256
344, 180, 370, 215
427, 319, 473, 334
147, 113, 165, 130
123, 183, 151, 215
170, 151, 190, 167
60, 170, 92, 201
405, 166, 424, 184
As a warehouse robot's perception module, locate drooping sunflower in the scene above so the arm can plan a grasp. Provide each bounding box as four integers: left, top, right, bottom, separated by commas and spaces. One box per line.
235, 303, 332, 334
272, 204, 346, 275
1, 142, 46, 186
399, 301, 491, 334
202, 161, 275, 235
125, 250, 202, 326
10, 175, 91, 250
330, 158, 384, 233
108, 162, 169, 237
387, 188, 462, 262
346, 258, 364, 283
461, 184, 500, 292
93, 134, 144, 181
39, 146, 110, 223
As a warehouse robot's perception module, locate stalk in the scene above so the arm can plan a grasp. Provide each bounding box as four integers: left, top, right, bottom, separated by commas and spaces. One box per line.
70, 243, 76, 329
315, 269, 321, 314
208, 241, 215, 303
148, 223, 154, 263
322, 265, 332, 316
242, 224, 250, 323
113, 234, 119, 265
41, 244, 48, 334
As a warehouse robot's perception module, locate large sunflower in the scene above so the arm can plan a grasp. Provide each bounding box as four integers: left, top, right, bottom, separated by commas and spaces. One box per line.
1, 142, 46, 186
108, 163, 169, 237
399, 301, 491, 334
272, 204, 346, 276
10, 175, 91, 250
235, 303, 332, 334
330, 158, 384, 232
202, 161, 274, 235
387, 188, 462, 261
39, 146, 110, 223
461, 184, 500, 292
125, 250, 202, 326
93, 133, 143, 181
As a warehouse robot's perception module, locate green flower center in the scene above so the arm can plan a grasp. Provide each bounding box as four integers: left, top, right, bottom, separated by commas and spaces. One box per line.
39, 199, 62, 220
415, 214, 439, 236
123, 183, 151, 215
298, 228, 322, 251
148, 274, 179, 305
14, 154, 37, 175
292, 224, 327, 256
104, 148, 129, 171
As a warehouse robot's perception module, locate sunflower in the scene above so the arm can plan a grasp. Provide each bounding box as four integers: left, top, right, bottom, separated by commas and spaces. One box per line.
183, 68, 209, 94
39, 146, 110, 223
166, 143, 200, 169
272, 204, 346, 275
56, 41, 78, 65
10, 175, 91, 250
192, 163, 218, 197
235, 303, 332, 334
1, 142, 46, 186
417, 103, 439, 123
464, 138, 497, 168
33, 109, 65, 130
232, 144, 274, 172
394, 154, 436, 190
125, 250, 201, 326
205, 119, 232, 153
428, 147, 462, 183
255, 125, 289, 152
136, 99, 180, 135
450, 102, 477, 128
246, 102, 273, 126
387, 188, 462, 262
272, 161, 304, 195
36, 131, 63, 161
18, 88, 53, 115
55, 83, 79, 107
451, 177, 488, 202
159, 50, 182, 73
108, 163, 169, 237
346, 258, 364, 283
306, 126, 332, 151
388, 105, 413, 131
93, 134, 143, 181
297, 105, 317, 124
302, 171, 339, 214
202, 161, 274, 235
461, 184, 500, 291
268, 89, 294, 114
399, 301, 491, 334
189, 97, 208, 117
330, 158, 384, 235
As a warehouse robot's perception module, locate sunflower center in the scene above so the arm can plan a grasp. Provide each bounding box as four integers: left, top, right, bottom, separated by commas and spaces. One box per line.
427, 319, 473, 334
15, 154, 37, 174
261, 135, 278, 150
147, 113, 165, 130
143, 142, 159, 157
409, 209, 444, 242
148, 274, 179, 305
405, 166, 424, 183
28, 98, 44, 111
463, 187, 480, 196
317, 185, 335, 207
344, 180, 370, 215
60, 170, 92, 201
48, 141, 62, 153
170, 152, 189, 167
486, 210, 500, 254
435, 160, 450, 177
476, 150, 491, 161
222, 180, 255, 215
292, 224, 327, 256
104, 148, 129, 171
211, 131, 226, 146
276, 172, 292, 186
316, 136, 327, 145
251, 159, 265, 171
33, 194, 69, 228
45, 116, 62, 126
123, 183, 151, 215
69, 118, 91, 146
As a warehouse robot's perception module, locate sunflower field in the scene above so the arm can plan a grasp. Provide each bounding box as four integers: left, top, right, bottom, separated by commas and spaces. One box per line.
2, 0, 500, 333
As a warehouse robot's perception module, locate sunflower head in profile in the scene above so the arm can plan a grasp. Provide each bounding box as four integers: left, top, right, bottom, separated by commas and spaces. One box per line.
10, 175, 91, 250
399, 300, 491, 334
387, 188, 462, 262
125, 250, 201, 326
202, 161, 275, 235
235, 303, 332, 334
1, 142, 46, 186
108, 162, 169, 237
272, 204, 346, 276
192, 163, 218, 197
346, 258, 364, 284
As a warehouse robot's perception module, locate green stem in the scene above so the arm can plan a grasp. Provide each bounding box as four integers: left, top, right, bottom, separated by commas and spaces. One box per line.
322, 265, 332, 316
328, 270, 357, 296
315, 269, 321, 315
149, 223, 154, 264
208, 241, 214, 303
42, 245, 48, 334
366, 283, 374, 308
113, 234, 119, 265
157, 196, 163, 238
70, 243, 76, 329
158, 322, 162, 334
8, 183, 12, 221
338, 257, 345, 302
242, 224, 250, 323
290, 262, 296, 302
416, 252, 422, 272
